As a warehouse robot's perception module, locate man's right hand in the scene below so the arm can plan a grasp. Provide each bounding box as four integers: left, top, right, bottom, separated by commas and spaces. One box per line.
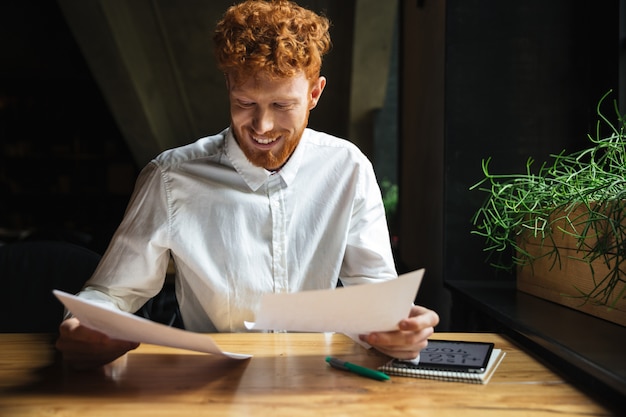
56, 317, 140, 370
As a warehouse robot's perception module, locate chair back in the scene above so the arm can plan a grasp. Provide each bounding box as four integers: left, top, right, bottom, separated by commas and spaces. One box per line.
0, 240, 101, 332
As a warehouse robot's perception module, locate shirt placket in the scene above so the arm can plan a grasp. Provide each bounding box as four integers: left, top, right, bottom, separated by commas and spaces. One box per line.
267, 174, 288, 293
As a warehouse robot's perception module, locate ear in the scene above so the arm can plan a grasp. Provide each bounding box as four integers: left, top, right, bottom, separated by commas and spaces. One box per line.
309, 76, 326, 110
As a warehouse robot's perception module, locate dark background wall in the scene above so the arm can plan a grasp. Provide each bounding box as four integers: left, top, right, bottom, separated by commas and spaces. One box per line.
399, 0, 621, 330
444, 0, 618, 285
1, 0, 623, 333
0, 0, 357, 255
0, 0, 137, 253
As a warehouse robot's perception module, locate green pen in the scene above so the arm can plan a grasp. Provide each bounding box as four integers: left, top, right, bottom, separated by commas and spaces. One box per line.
325, 356, 390, 381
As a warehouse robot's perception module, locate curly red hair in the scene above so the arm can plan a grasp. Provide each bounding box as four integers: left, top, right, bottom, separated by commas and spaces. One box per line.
213, 0, 331, 86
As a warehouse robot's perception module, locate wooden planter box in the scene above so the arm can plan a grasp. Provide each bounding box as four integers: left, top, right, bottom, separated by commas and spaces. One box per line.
516, 204, 626, 327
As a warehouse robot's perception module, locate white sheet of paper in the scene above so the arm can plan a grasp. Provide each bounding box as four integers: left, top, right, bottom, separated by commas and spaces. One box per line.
53, 290, 251, 359
247, 269, 424, 334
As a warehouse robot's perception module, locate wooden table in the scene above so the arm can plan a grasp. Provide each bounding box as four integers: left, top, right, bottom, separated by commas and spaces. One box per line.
0, 332, 618, 416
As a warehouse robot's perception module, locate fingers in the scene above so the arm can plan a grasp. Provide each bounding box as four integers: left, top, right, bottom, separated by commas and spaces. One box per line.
399, 306, 440, 331
58, 317, 108, 344
56, 318, 140, 370
362, 305, 439, 360
362, 326, 433, 358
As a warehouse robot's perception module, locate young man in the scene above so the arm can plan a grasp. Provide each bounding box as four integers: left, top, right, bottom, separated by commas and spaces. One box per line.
56, 0, 439, 369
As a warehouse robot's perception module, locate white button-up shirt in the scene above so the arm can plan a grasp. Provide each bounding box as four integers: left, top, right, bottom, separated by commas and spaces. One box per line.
78, 127, 397, 332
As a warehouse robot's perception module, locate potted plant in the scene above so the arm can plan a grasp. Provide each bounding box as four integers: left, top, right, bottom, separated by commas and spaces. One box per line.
470, 91, 626, 326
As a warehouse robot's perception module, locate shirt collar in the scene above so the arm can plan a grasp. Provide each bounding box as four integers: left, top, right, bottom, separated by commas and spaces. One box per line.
225, 127, 306, 191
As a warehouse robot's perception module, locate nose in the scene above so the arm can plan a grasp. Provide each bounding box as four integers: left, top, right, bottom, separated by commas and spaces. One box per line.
252, 106, 274, 134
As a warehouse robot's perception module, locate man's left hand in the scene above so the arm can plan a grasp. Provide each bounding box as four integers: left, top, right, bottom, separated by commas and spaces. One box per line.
360, 305, 439, 360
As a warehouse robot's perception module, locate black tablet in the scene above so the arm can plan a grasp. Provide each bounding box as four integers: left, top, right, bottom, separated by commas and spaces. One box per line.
415, 339, 495, 373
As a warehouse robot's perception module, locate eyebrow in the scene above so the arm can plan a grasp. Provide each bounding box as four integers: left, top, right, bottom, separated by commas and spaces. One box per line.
231, 94, 301, 105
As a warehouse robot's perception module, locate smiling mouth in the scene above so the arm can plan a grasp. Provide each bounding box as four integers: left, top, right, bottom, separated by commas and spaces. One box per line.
253, 135, 279, 145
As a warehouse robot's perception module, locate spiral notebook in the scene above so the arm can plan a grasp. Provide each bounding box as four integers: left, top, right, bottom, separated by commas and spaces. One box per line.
378, 348, 506, 384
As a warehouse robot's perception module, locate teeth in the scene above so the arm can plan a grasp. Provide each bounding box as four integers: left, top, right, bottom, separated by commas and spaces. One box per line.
253, 136, 278, 145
